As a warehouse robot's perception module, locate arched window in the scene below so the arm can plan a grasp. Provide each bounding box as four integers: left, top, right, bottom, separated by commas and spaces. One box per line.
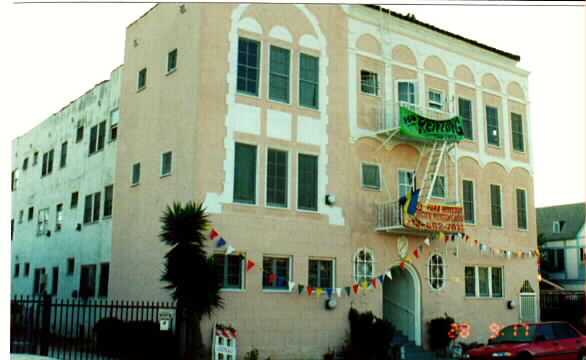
353, 248, 375, 283
428, 253, 446, 290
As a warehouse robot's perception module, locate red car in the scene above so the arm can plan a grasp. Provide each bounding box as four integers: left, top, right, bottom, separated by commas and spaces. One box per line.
463, 321, 585, 360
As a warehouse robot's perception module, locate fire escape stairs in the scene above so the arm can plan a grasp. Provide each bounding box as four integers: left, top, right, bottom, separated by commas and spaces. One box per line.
419, 141, 449, 203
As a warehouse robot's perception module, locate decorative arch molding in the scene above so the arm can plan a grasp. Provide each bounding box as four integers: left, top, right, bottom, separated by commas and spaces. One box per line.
237, 17, 263, 34
481, 72, 502, 92
299, 34, 320, 50
269, 25, 293, 43
385, 261, 422, 346
423, 55, 448, 76
454, 64, 475, 84
392, 44, 417, 66
506, 81, 525, 100
456, 149, 531, 175
356, 33, 382, 56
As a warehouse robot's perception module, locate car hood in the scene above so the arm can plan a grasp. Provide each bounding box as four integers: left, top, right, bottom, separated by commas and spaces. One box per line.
467, 342, 528, 355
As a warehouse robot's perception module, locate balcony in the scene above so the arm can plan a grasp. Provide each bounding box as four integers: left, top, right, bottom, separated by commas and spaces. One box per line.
375, 199, 427, 235
374, 101, 458, 143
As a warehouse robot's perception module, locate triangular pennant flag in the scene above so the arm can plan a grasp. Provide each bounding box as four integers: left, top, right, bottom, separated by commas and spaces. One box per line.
405, 255, 413, 263
225, 245, 235, 255
378, 274, 385, 284
345, 286, 351, 296
385, 271, 393, 280
361, 281, 369, 290
424, 238, 431, 247
203, 223, 212, 231
316, 288, 323, 297
336, 288, 342, 297
413, 248, 421, 259
268, 273, 277, 284
371, 278, 377, 288
399, 262, 406, 270
465, 234, 470, 242
298, 284, 305, 294
326, 288, 333, 298
352, 284, 360, 295
246, 260, 255, 271
450, 233, 456, 242
439, 232, 446, 243
288, 281, 296, 292
418, 244, 424, 251
307, 287, 314, 296
210, 229, 219, 240
216, 237, 226, 248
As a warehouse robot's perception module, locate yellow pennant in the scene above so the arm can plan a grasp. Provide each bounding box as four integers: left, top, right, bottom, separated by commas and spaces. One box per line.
405, 255, 413, 263
361, 281, 369, 289
316, 288, 323, 297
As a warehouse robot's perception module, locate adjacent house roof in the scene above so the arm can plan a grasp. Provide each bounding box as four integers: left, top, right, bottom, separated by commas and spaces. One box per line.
537, 203, 586, 242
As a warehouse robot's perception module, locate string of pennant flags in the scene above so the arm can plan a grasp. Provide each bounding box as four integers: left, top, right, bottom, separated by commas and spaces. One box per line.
208, 227, 539, 299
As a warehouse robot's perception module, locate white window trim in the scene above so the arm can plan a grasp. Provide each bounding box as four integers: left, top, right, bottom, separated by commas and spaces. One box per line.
360, 69, 379, 96
485, 105, 501, 148
360, 162, 381, 191
236, 36, 263, 99
395, 79, 417, 106
267, 44, 292, 105
490, 184, 504, 229
353, 248, 376, 284
264, 146, 291, 210
516, 187, 529, 231
397, 168, 416, 199
428, 88, 444, 112
465, 265, 504, 299
295, 151, 320, 212
298, 52, 320, 110
511, 112, 526, 153
458, 96, 474, 141
462, 178, 477, 225
131, 162, 141, 186
233, 141, 260, 207
160, 150, 173, 177
215, 252, 246, 292
166, 48, 178, 74
427, 252, 447, 291
308, 257, 336, 290
261, 254, 293, 293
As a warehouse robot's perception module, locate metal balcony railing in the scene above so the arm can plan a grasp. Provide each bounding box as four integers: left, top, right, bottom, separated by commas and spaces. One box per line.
375, 101, 456, 134
375, 198, 460, 233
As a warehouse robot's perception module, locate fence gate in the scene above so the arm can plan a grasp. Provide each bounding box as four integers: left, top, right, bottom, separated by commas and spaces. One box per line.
11, 295, 176, 360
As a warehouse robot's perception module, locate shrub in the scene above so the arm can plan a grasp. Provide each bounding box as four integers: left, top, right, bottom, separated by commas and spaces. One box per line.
342, 308, 395, 360
427, 314, 456, 353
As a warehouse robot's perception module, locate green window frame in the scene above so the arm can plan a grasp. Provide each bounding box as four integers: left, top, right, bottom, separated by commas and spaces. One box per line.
486, 106, 500, 146
234, 143, 257, 204
298, 154, 318, 211
237, 37, 260, 96
490, 184, 502, 227
299, 53, 319, 109
361, 164, 380, 190
458, 98, 473, 140
262, 256, 290, 290
516, 188, 528, 230
266, 149, 288, 208
269, 46, 290, 103
511, 113, 525, 152
214, 254, 244, 290
308, 259, 334, 289
463, 180, 475, 224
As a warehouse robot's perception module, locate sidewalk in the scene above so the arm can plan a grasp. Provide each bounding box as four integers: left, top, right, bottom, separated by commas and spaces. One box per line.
11, 355, 60, 360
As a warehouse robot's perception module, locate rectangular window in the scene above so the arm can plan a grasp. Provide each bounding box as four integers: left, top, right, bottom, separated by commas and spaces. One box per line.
214, 254, 244, 290
28, 207, 34, 221
398, 169, 416, 198
76, 125, 84, 143
104, 185, 113, 217
83, 195, 93, 224
110, 109, 119, 141
52, 267, 59, 296
97, 121, 106, 151
22, 158, 29, 171
511, 113, 525, 152
360, 70, 378, 96
60, 142, 68, 168
161, 151, 173, 176
99, 263, 110, 297
14, 264, 20, 278
269, 46, 290, 103
463, 180, 475, 224
48, 149, 54, 174
580, 248, 585, 263
431, 175, 446, 198
458, 98, 473, 140
267, 149, 288, 208
428, 89, 443, 110
361, 164, 380, 190
542, 249, 565, 272
233, 143, 257, 204
262, 256, 290, 290
299, 53, 319, 109
131, 163, 141, 186
37, 208, 49, 235
80, 264, 97, 298
298, 154, 318, 211
55, 204, 63, 231
465, 266, 503, 298
93, 192, 101, 222
486, 106, 500, 146
24, 263, 30, 277
167, 49, 178, 73
308, 259, 334, 289
237, 37, 260, 96
41, 150, 54, 176
33, 152, 38, 165
18, 210, 23, 224
516, 189, 528, 230
490, 184, 502, 227
71, 191, 79, 208
398, 81, 416, 105
11, 170, 18, 191
67, 258, 75, 275
89, 125, 98, 155
33, 268, 47, 295
138, 68, 147, 90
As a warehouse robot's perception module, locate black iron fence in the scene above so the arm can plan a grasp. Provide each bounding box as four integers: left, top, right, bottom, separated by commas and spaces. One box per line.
11, 295, 177, 360
540, 290, 586, 333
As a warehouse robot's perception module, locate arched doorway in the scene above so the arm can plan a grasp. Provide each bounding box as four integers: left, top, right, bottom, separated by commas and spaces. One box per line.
382, 263, 422, 346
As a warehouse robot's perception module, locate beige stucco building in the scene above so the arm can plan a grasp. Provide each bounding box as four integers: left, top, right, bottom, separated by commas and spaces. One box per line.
109, 4, 538, 358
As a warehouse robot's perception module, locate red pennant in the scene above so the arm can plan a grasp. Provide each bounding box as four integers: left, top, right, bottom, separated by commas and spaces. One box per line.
371, 278, 377, 288
400, 261, 406, 270
352, 284, 360, 294
307, 287, 314, 296
246, 260, 255, 271
413, 248, 420, 259
210, 229, 219, 240
268, 273, 277, 284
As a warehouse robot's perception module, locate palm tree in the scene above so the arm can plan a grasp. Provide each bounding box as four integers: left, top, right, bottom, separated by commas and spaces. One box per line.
160, 201, 223, 360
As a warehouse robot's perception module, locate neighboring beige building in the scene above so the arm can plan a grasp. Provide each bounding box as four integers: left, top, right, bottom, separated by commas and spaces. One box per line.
110, 4, 538, 358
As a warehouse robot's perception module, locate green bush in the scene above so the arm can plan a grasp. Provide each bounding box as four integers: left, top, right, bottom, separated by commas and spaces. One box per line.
427, 314, 456, 352
342, 308, 395, 360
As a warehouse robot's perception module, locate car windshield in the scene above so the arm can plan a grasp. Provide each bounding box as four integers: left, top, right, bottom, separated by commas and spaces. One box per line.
491, 324, 537, 344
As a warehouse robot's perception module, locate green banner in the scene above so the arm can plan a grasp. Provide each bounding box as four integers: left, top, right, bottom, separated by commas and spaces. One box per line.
399, 106, 464, 141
